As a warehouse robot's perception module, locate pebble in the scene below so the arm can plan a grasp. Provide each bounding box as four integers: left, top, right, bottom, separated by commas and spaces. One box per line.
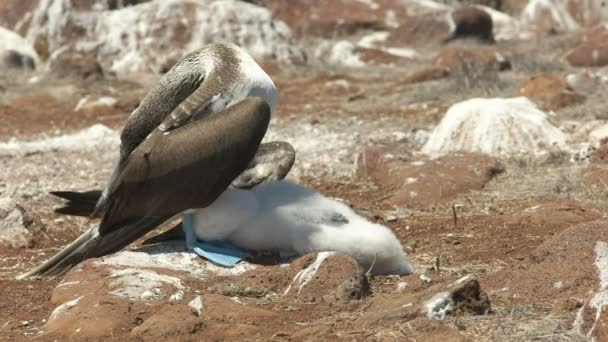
419, 274, 432, 284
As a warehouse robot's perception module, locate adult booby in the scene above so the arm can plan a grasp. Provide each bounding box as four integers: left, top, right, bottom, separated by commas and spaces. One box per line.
18, 42, 292, 279
98, 41, 279, 216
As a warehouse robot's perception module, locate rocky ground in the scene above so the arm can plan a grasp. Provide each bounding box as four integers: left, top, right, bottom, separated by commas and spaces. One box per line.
2, 0, 608, 341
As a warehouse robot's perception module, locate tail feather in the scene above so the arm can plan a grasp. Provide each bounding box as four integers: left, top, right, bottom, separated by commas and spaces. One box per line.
17, 216, 171, 279
50, 190, 102, 217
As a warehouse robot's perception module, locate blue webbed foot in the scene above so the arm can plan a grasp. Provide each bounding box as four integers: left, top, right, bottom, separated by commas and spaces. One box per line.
182, 212, 250, 267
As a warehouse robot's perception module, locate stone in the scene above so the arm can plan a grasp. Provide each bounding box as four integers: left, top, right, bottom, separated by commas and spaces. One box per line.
566, 70, 604, 95
357, 275, 490, 325
590, 139, 608, 164
0, 124, 118, 156
3, 49, 35, 69
46, 294, 132, 338
522, 0, 608, 33
1, 0, 305, 74
283, 252, 370, 302
0, 198, 43, 249
0, 27, 39, 70
262, 0, 412, 37
401, 66, 450, 84
582, 166, 608, 192
566, 26, 608, 67
567, 43, 608, 67
573, 238, 608, 340
447, 6, 495, 43
516, 73, 585, 111
46, 242, 256, 338
434, 46, 510, 73
130, 304, 205, 340
355, 46, 412, 65
314, 40, 411, 68
48, 45, 104, 80
386, 14, 452, 46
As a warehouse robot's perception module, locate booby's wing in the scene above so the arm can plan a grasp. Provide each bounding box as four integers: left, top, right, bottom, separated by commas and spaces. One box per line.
156, 75, 226, 132
119, 46, 240, 157
49, 141, 295, 217
97, 48, 239, 215
100, 97, 270, 233
19, 97, 270, 278
231, 141, 296, 189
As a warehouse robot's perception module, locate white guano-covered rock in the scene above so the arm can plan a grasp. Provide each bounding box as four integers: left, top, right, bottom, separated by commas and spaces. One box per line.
422, 97, 566, 157
0, 26, 40, 70
475, 5, 531, 41
315, 40, 364, 68
94, 0, 304, 72
521, 0, 608, 32
0, 124, 118, 156
21, 0, 304, 73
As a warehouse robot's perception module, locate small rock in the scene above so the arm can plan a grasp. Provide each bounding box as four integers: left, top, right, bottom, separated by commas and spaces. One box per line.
446, 6, 495, 43
129, 305, 204, 339
590, 139, 608, 164
402, 66, 450, 84
188, 296, 204, 316
521, 0, 601, 33
46, 295, 131, 338
357, 275, 490, 327
582, 166, 608, 192
263, 0, 411, 36
434, 46, 508, 73
48, 45, 104, 80
0, 27, 39, 71
566, 70, 603, 95
386, 13, 452, 46
383, 214, 398, 222
0, 198, 43, 248
567, 43, 608, 67
284, 252, 370, 302
292, 324, 333, 340
516, 74, 585, 111
396, 282, 409, 293
420, 274, 433, 284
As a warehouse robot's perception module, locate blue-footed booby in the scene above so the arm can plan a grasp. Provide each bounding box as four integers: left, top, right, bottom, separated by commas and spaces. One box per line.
18, 42, 294, 278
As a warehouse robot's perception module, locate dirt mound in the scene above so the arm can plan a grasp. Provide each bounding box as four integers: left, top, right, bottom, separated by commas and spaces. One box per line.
44, 247, 373, 339
357, 146, 504, 208
481, 221, 608, 311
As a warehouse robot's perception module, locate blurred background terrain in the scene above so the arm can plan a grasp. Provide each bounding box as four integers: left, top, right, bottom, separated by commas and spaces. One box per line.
2, 0, 608, 340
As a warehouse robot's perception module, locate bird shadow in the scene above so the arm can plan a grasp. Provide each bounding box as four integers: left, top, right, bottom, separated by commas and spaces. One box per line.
136, 229, 292, 268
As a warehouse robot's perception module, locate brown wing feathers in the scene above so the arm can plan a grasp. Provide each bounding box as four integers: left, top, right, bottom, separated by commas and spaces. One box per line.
99, 97, 271, 234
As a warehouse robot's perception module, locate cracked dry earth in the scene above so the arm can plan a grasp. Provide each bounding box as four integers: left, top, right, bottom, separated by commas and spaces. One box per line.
2, 48, 608, 341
